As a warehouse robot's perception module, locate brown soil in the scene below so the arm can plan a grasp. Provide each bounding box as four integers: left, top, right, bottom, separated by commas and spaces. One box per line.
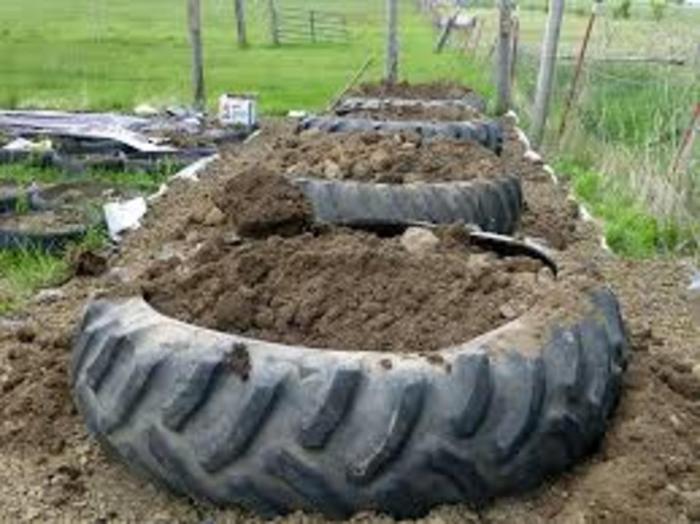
211, 165, 312, 238
275, 131, 506, 183
142, 227, 558, 353
352, 80, 478, 100
1, 119, 698, 523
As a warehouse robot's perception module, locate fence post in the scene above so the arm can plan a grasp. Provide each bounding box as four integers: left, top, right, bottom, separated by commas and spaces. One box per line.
268, 0, 280, 46
234, 0, 247, 48
668, 103, 700, 181
495, 0, 513, 115
188, 0, 206, 112
530, 0, 565, 149
510, 15, 519, 88
558, 0, 600, 138
435, 13, 457, 53
310, 10, 316, 43
386, 0, 399, 84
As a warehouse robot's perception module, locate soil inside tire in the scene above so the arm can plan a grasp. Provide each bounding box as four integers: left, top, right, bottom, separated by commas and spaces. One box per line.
351, 81, 479, 100
140, 226, 594, 354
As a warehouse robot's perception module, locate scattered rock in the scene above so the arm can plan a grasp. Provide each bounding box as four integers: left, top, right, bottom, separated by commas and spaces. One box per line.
203, 206, 226, 227
323, 159, 342, 179
499, 303, 518, 320
33, 289, 65, 305
524, 149, 543, 164
105, 266, 135, 285
369, 149, 391, 171
222, 232, 243, 246
400, 227, 440, 255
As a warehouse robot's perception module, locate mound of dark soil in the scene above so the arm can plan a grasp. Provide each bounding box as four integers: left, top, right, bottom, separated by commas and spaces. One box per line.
270, 132, 505, 184
212, 166, 312, 238
141, 227, 584, 354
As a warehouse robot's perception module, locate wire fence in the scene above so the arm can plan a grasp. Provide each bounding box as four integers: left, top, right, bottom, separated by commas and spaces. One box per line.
441, 1, 700, 242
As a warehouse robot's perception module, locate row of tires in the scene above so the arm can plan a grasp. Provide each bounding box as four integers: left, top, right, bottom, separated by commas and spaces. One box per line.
70, 96, 628, 520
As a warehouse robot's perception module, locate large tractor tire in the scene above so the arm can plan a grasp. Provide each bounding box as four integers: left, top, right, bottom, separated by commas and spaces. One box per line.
72, 288, 627, 519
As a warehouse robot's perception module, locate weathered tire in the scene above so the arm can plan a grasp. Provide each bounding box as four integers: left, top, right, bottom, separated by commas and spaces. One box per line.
0, 226, 88, 252
71, 288, 627, 519
299, 117, 504, 155
293, 175, 522, 234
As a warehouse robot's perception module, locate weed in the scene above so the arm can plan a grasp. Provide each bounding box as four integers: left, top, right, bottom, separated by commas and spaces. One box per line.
0, 248, 70, 313
556, 161, 697, 257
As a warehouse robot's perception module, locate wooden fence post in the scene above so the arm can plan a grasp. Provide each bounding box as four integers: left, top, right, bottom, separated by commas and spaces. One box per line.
495, 0, 513, 115
558, 0, 600, 137
510, 15, 519, 88
530, 0, 565, 149
234, 0, 247, 48
268, 0, 280, 46
386, 0, 399, 84
188, 0, 206, 112
310, 10, 317, 43
668, 103, 700, 181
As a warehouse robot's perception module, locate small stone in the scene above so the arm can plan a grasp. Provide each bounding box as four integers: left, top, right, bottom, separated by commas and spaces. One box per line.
33, 289, 65, 305
503, 110, 519, 126
105, 266, 134, 285
323, 159, 342, 179
369, 149, 392, 171
351, 161, 370, 178
523, 149, 543, 164
400, 227, 439, 255
499, 303, 518, 320
203, 206, 226, 227
222, 232, 243, 246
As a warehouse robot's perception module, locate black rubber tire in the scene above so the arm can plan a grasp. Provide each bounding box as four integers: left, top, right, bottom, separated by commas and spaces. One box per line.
299, 117, 504, 155
0, 226, 88, 252
72, 288, 627, 520
293, 175, 522, 235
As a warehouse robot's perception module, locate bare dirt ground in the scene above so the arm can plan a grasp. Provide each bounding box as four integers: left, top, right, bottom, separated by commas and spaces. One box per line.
1, 119, 699, 523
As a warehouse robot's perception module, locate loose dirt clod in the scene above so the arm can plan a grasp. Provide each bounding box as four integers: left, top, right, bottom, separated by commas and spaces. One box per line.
213, 165, 312, 238
226, 342, 251, 381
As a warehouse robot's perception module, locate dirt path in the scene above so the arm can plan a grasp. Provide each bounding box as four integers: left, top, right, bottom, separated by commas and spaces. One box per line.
1, 120, 699, 523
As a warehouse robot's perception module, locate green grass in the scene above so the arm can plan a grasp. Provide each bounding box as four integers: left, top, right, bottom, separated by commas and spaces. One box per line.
0, 162, 175, 193
0, 0, 492, 114
0, 225, 109, 314
0, 249, 70, 314
556, 160, 696, 258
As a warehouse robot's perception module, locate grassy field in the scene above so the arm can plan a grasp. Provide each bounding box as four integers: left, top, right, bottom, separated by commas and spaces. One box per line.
0, 0, 492, 114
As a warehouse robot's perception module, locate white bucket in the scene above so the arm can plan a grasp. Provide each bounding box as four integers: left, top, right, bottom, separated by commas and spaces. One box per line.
218, 94, 257, 128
